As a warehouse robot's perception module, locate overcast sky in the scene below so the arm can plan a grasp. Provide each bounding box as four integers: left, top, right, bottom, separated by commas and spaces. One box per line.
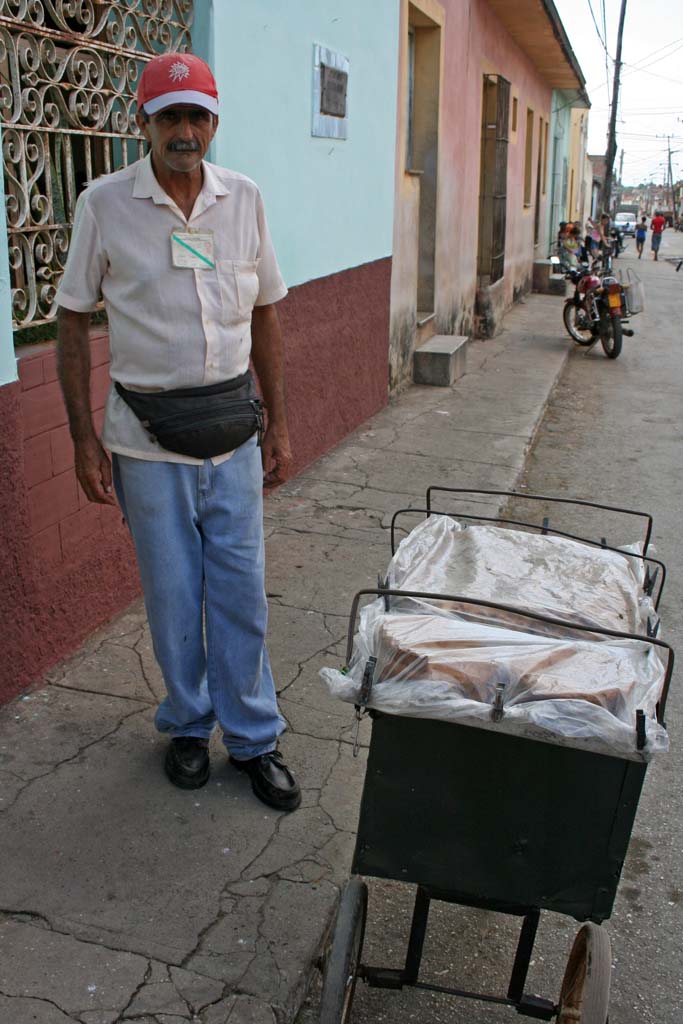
553, 0, 683, 185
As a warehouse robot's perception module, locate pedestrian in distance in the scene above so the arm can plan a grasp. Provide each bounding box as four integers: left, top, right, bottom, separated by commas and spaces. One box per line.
573, 222, 589, 263
650, 211, 666, 261
556, 220, 568, 256
55, 53, 301, 812
562, 225, 583, 267
585, 217, 601, 258
635, 216, 647, 259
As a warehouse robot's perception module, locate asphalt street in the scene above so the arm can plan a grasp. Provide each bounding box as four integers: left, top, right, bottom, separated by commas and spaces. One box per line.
298, 229, 683, 1024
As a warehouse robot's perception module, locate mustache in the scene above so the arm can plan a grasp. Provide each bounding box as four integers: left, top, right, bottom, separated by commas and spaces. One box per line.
168, 141, 200, 152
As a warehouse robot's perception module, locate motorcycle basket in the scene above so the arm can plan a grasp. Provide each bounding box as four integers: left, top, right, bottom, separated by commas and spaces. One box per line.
619, 267, 645, 315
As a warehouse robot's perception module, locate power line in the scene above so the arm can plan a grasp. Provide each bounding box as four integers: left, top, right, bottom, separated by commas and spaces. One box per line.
619, 111, 683, 118
586, 0, 608, 49
626, 35, 683, 69
618, 106, 683, 113
621, 63, 683, 86
601, 0, 611, 105
634, 41, 683, 72
618, 132, 683, 140
600, 0, 627, 213
582, 35, 683, 95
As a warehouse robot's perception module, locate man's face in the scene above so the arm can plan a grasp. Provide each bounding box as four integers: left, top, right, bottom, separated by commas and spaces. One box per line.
136, 104, 218, 175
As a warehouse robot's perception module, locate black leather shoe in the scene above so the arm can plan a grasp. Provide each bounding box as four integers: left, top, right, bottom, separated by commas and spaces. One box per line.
229, 750, 301, 811
165, 737, 210, 789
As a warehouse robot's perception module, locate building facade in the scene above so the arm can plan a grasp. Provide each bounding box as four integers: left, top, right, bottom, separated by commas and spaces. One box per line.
390, 0, 589, 386
0, 0, 586, 701
0, 1, 400, 702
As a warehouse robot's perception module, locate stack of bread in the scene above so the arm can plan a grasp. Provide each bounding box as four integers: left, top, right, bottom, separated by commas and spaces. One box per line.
373, 609, 658, 723
321, 512, 668, 758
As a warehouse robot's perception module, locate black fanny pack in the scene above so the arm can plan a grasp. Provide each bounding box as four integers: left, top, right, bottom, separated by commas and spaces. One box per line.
115, 370, 264, 460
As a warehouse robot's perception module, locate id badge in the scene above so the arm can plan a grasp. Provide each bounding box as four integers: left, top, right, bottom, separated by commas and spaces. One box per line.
171, 230, 215, 270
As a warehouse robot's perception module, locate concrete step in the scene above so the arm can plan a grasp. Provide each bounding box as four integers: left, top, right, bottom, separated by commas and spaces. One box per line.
413, 334, 468, 386
532, 259, 567, 296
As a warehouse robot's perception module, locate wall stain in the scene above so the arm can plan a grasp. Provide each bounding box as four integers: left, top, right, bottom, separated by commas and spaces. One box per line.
389, 311, 417, 392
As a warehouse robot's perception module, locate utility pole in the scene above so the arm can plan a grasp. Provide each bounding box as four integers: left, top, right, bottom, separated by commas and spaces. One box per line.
600, 0, 628, 216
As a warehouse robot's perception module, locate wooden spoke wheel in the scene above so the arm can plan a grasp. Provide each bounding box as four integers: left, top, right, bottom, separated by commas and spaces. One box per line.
319, 879, 368, 1024
557, 923, 611, 1023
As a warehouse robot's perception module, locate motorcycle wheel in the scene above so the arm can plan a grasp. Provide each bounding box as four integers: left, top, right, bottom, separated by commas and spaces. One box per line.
563, 301, 594, 346
601, 316, 623, 359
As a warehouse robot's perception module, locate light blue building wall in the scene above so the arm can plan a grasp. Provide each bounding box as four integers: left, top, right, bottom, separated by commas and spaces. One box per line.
193, 1, 400, 288
0, 129, 17, 386
0, 3, 400, 384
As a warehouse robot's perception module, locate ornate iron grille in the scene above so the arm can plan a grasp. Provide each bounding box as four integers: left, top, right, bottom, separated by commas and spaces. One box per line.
0, 0, 193, 332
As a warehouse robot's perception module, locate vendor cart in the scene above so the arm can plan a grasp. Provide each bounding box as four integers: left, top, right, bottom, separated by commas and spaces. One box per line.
318, 490, 675, 1024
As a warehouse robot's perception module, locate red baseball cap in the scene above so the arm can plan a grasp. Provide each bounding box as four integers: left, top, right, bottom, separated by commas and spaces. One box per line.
138, 53, 219, 116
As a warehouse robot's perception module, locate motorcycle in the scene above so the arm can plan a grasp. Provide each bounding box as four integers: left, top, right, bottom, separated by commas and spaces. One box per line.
551, 251, 633, 359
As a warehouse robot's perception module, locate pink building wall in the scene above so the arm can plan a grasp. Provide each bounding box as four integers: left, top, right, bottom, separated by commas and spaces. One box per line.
390, 0, 555, 381
440, 0, 552, 326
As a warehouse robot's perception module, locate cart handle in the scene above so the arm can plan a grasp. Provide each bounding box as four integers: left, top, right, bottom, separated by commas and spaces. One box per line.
425, 487, 654, 555
389, 508, 667, 611
346, 588, 675, 721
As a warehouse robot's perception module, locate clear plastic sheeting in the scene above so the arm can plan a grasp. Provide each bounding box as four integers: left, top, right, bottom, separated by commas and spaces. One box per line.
321, 599, 668, 760
388, 515, 654, 635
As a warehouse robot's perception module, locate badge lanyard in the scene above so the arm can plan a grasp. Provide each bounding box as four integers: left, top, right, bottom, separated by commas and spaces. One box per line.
170, 230, 215, 269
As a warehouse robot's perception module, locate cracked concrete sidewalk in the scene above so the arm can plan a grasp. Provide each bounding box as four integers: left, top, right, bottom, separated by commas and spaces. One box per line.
0, 294, 569, 1024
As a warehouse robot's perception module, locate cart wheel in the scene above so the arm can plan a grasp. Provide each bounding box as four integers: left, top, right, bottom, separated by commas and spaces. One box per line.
557, 923, 611, 1023
319, 878, 368, 1024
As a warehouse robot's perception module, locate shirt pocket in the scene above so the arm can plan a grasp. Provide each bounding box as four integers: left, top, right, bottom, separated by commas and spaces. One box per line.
216, 259, 260, 325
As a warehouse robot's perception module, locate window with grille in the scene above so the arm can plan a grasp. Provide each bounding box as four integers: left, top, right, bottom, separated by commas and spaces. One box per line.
0, 0, 193, 336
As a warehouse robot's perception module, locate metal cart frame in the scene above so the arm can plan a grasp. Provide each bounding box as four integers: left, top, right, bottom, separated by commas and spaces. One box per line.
318, 489, 675, 1024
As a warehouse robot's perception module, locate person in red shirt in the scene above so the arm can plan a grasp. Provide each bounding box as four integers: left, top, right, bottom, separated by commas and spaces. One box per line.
650, 212, 666, 261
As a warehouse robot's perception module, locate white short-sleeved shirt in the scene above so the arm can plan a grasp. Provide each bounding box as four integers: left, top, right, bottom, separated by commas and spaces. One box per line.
56, 155, 288, 464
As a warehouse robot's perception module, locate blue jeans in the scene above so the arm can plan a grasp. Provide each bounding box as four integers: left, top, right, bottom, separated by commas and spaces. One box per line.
113, 437, 285, 758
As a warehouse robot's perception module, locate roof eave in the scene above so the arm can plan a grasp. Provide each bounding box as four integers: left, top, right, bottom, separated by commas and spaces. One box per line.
485, 0, 590, 106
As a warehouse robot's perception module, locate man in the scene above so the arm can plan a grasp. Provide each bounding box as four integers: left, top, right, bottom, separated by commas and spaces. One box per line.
56, 53, 300, 812
650, 210, 666, 261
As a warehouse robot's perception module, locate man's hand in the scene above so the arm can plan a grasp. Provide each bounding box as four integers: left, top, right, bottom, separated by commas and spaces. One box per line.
74, 435, 117, 505
57, 306, 117, 506
251, 303, 292, 486
261, 423, 292, 486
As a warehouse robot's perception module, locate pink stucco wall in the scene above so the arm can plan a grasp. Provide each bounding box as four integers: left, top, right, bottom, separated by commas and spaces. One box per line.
390, 0, 556, 381
438, 0, 552, 323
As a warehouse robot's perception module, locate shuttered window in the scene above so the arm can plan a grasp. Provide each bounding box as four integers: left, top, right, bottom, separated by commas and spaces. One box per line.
477, 74, 510, 286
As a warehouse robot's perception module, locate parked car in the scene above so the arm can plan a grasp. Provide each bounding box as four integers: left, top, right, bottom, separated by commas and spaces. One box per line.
614, 213, 636, 237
